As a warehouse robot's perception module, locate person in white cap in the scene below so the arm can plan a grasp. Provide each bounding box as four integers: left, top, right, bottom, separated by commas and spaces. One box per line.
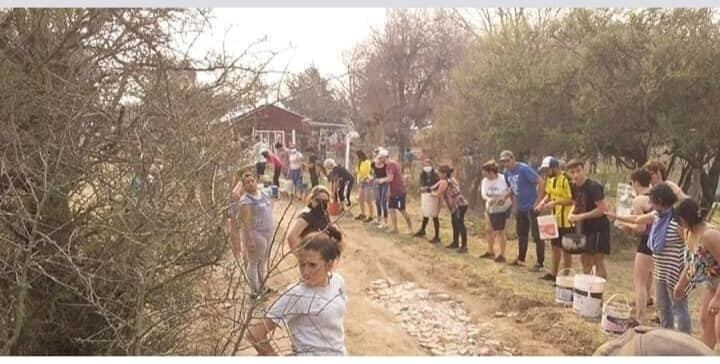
372, 148, 390, 228
534, 156, 574, 281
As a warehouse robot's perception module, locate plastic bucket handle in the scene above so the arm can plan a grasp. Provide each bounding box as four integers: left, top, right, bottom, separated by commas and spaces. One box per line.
603, 294, 630, 313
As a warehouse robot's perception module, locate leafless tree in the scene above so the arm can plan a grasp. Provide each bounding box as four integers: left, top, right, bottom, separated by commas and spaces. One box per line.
0, 8, 300, 355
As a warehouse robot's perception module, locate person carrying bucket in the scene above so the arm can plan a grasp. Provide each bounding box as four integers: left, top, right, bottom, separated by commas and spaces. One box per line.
567, 159, 611, 279
534, 156, 574, 281
608, 183, 691, 334
480, 160, 511, 262
414, 158, 442, 244
285, 186, 343, 254
500, 150, 546, 271
612, 168, 655, 325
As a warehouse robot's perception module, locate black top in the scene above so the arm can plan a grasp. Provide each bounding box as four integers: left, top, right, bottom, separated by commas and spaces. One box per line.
572, 178, 610, 234
329, 165, 353, 183
420, 170, 440, 188
308, 154, 318, 175
299, 207, 330, 238
372, 163, 387, 179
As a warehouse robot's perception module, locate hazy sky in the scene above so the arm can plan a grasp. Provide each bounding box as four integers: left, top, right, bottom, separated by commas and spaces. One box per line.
189, 8, 387, 89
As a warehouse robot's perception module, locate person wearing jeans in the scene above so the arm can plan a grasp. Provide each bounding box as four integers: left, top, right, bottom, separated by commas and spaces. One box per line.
434, 165, 469, 253
500, 150, 545, 270
372, 150, 389, 228
656, 279, 691, 333
609, 183, 690, 333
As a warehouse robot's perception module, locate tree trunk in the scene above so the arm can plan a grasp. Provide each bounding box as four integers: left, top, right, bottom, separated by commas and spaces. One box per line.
700, 154, 720, 217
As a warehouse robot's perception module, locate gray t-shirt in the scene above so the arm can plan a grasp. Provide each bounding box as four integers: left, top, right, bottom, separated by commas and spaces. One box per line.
267, 273, 347, 356
231, 191, 273, 233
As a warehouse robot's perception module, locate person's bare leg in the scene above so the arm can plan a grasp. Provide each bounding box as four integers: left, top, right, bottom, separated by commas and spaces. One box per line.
366, 200, 375, 219
359, 192, 366, 216
714, 305, 720, 352
551, 246, 562, 277
401, 210, 413, 232
561, 251, 572, 270
389, 209, 399, 232
486, 229, 496, 256
498, 230, 507, 258
593, 254, 607, 279
580, 254, 592, 274
698, 288, 717, 348
485, 215, 495, 255
633, 253, 653, 323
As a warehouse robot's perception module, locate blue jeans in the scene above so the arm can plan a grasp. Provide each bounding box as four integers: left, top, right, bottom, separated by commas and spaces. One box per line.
655, 279, 691, 334
376, 183, 389, 218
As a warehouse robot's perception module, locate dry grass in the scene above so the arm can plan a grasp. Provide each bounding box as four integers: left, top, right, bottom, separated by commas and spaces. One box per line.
373, 188, 706, 355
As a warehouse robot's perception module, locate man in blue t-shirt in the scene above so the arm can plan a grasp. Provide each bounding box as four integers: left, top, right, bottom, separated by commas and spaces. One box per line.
500, 150, 546, 271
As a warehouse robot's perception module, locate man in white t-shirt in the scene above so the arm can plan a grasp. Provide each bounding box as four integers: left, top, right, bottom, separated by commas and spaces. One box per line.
251, 135, 269, 178
288, 143, 305, 200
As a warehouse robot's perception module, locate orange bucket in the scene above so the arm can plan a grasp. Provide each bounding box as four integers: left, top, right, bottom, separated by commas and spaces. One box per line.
328, 201, 342, 216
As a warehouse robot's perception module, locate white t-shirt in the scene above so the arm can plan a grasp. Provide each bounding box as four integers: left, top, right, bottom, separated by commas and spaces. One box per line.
266, 273, 347, 356
252, 141, 268, 163
288, 150, 303, 170
481, 176, 512, 214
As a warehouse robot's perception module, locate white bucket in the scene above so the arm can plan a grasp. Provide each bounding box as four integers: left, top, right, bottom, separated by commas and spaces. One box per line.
421, 193, 440, 218
555, 268, 575, 305
601, 294, 632, 336
573, 266, 606, 318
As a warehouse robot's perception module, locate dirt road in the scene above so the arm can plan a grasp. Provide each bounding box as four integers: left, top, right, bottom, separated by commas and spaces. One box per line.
329, 213, 565, 355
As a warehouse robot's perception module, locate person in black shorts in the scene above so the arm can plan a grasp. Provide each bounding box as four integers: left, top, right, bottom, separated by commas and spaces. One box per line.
324, 159, 354, 208
567, 159, 611, 279
613, 168, 655, 323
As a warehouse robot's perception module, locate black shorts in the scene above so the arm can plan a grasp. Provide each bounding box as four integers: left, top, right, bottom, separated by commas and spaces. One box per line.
583, 229, 611, 255
488, 211, 508, 231
637, 235, 652, 256
256, 162, 266, 176
551, 227, 575, 248
389, 193, 406, 211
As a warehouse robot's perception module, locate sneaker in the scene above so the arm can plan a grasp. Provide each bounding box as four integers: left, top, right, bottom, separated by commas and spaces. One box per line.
479, 252, 494, 259
529, 263, 544, 272
494, 255, 506, 263
540, 273, 555, 281
446, 242, 459, 249
355, 214, 366, 221
377, 223, 387, 229
509, 259, 526, 266
457, 246, 468, 254
430, 237, 441, 245
413, 231, 426, 237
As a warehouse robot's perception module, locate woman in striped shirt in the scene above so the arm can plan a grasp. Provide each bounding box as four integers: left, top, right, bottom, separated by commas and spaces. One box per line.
608, 183, 690, 333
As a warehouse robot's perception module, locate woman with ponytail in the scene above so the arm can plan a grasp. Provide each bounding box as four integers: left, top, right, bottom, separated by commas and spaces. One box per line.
249, 232, 347, 356
285, 186, 343, 253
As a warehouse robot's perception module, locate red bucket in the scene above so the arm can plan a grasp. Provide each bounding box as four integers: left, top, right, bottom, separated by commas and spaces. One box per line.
328, 201, 342, 216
